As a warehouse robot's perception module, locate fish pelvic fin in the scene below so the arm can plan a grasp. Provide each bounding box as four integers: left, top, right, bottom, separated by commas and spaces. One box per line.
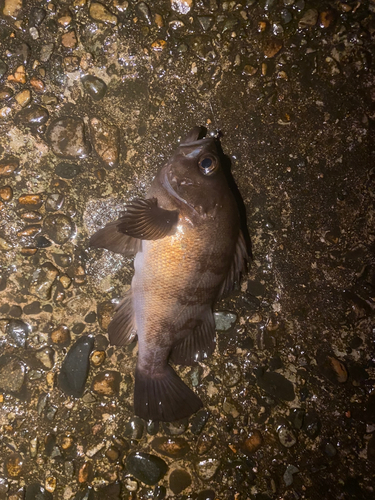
134, 364, 202, 422
108, 288, 137, 346
170, 310, 216, 366
218, 229, 249, 299
117, 198, 179, 240
89, 220, 142, 256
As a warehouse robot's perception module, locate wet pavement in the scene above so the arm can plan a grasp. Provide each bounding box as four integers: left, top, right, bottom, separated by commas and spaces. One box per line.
0, 0, 374, 498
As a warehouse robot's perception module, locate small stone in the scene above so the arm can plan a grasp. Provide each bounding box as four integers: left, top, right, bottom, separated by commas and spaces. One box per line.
106, 445, 120, 462
169, 469, 191, 495
195, 458, 220, 480
0, 87, 13, 100
0, 237, 12, 251
0, 356, 25, 393
263, 39, 283, 58
319, 10, 335, 28
243, 65, 258, 76
299, 8, 318, 28
0, 156, 19, 176
91, 350, 105, 366
29, 262, 59, 300
29, 7, 46, 27
89, 2, 118, 24
58, 335, 94, 397
151, 437, 190, 458
198, 16, 214, 31
58, 14, 72, 27
256, 370, 295, 401
97, 300, 116, 331
136, 2, 152, 24
15, 89, 31, 107
222, 361, 241, 387
324, 442, 337, 457
30, 77, 45, 92
278, 425, 297, 448
64, 56, 80, 72
283, 464, 299, 486
6, 319, 30, 347
0, 186, 13, 201
55, 162, 82, 179
196, 432, 214, 455
3, 0, 22, 19
113, 0, 129, 13
35, 347, 55, 369
214, 311, 237, 331
81, 76, 107, 101
91, 370, 121, 396
126, 452, 168, 486
50, 325, 71, 346
5, 453, 23, 478
241, 430, 263, 455
280, 8, 292, 24
302, 411, 321, 439
78, 462, 93, 483
17, 224, 41, 237
124, 417, 145, 440
89, 117, 120, 167
25, 483, 53, 500
171, 0, 192, 15
162, 419, 189, 436
43, 214, 73, 245
47, 117, 91, 159
190, 410, 210, 435
40, 43, 54, 63
289, 408, 305, 430
45, 193, 65, 211
62, 31, 77, 49
15, 104, 49, 128
7, 65, 26, 84
23, 300, 41, 315
328, 356, 348, 383
44, 477, 56, 494
0, 60, 8, 78
18, 194, 41, 206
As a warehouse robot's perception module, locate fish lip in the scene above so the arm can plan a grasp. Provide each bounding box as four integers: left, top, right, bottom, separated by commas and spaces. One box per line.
161, 169, 199, 216
179, 136, 216, 148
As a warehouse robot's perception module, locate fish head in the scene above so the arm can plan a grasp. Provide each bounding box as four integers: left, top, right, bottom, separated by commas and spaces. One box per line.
160, 126, 229, 217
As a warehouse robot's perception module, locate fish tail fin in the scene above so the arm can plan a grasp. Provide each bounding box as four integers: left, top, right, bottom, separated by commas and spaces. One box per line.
134, 364, 202, 422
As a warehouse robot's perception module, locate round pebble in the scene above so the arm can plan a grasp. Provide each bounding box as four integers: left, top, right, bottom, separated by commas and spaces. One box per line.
6, 318, 29, 347
91, 370, 121, 396
35, 346, 55, 369
162, 418, 189, 435
15, 105, 49, 128
50, 325, 71, 346
29, 262, 59, 300
169, 469, 191, 495
89, 2, 118, 24
195, 458, 220, 480
5, 453, 23, 478
43, 213, 73, 245
278, 425, 297, 448
222, 361, 241, 387
125, 452, 168, 486
55, 162, 82, 179
151, 437, 190, 458
89, 117, 120, 167
46, 117, 91, 159
81, 76, 107, 101
241, 430, 263, 455
124, 417, 145, 440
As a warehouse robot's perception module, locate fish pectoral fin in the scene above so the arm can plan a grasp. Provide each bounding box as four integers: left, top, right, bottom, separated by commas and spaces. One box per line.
170, 311, 216, 366
218, 230, 249, 299
117, 198, 179, 240
89, 220, 142, 256
108, 288, 137, 346
134, 364, 202, 422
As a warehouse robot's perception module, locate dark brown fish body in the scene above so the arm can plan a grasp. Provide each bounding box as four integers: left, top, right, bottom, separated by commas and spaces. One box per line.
90, 127, 248, 421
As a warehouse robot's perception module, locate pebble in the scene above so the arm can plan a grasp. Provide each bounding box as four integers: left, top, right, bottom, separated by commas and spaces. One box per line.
45, 193, 65, 211
18, 193, 41, 206
169, 469, 191, 495
0, 60, 8, 78
151, 437, 190, 458
0, 237, 12, 251
263, 39, 283, 58
302, 411, 321, 439
5, 453, 23, 478
89, 117, 120, 167
35, 346, 55, 369
25, 483, 53, 500
55, 162, 82, 179
40, 43, 54, 63
196, 432, 214, 455
43, 213, 74, 245
136, 2, 152, 24
278, 425, 297, 448
222, 361, 241, 387
0, 356, 25, 393
97, 300, 116, 331
62, 31, 77, 49
29, 262, 59, 300
289, 408, 305, 430
3, 0, 22, 19
299, 8, 318, 28
283, 464, 299, 486
214, 311, 237, 331
190, 410, 210, 435
0, 156, 19, 176
319, 10, 334, 28
47, 117, 91, 159
15, 89, 31, 107
50, 325, 71, 346
29, 7, 46, 27
89, 2, 118, 24
0, 186, 13, 201
195, 458, 220, 480
81, 76, 107, 101
15, 104, 49, 128
316, 351, 348, 384
124, 417, 144, 440
162, 418, 189, 436
91, 370, 121, 396
171, 0, 192, 15
256, 370, 295, 401
0, 87, 13, 100
324, 442, 337, 457
78, 461, 93, 483
90, 350, 105, 366
58, 335, 94, 397
6, 318, 30, 347
126, 452, 168, 486
241, 430, 263, 455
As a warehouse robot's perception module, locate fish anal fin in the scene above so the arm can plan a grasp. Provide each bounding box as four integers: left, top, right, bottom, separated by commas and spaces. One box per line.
218, 230, 249, 299
134, 364, 202, 422
170, 311, 216, 366
90, 220, 142, 256
117, 198, 178, 240
108, 288, 137, 346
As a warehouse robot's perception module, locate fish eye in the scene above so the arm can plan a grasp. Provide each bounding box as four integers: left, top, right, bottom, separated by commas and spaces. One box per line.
199, 156, 217, 176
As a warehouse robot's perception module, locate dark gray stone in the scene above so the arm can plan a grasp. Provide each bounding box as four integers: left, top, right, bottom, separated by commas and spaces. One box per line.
58, 335, 94, 397
81, 76, 107, 101
126, 452, 168, 486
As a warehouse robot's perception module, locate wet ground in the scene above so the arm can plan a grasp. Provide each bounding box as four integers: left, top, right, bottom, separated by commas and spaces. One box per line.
0, 0, 374, 498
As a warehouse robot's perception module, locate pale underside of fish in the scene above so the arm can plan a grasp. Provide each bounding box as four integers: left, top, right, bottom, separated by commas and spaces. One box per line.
90, 126, 249, 422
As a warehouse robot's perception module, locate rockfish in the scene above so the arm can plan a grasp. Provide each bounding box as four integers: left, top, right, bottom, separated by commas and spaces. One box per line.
90, 126, 248, 422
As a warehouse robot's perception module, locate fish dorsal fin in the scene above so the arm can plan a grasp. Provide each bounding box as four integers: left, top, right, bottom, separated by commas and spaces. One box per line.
117, 198, 178, 240
218, 230, 249, 299
108, 288, 137, 346
89, 220, 142, 255
170, 310, 216, 366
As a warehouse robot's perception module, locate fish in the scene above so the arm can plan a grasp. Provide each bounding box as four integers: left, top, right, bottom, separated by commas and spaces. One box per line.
90, 126, 249, 422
